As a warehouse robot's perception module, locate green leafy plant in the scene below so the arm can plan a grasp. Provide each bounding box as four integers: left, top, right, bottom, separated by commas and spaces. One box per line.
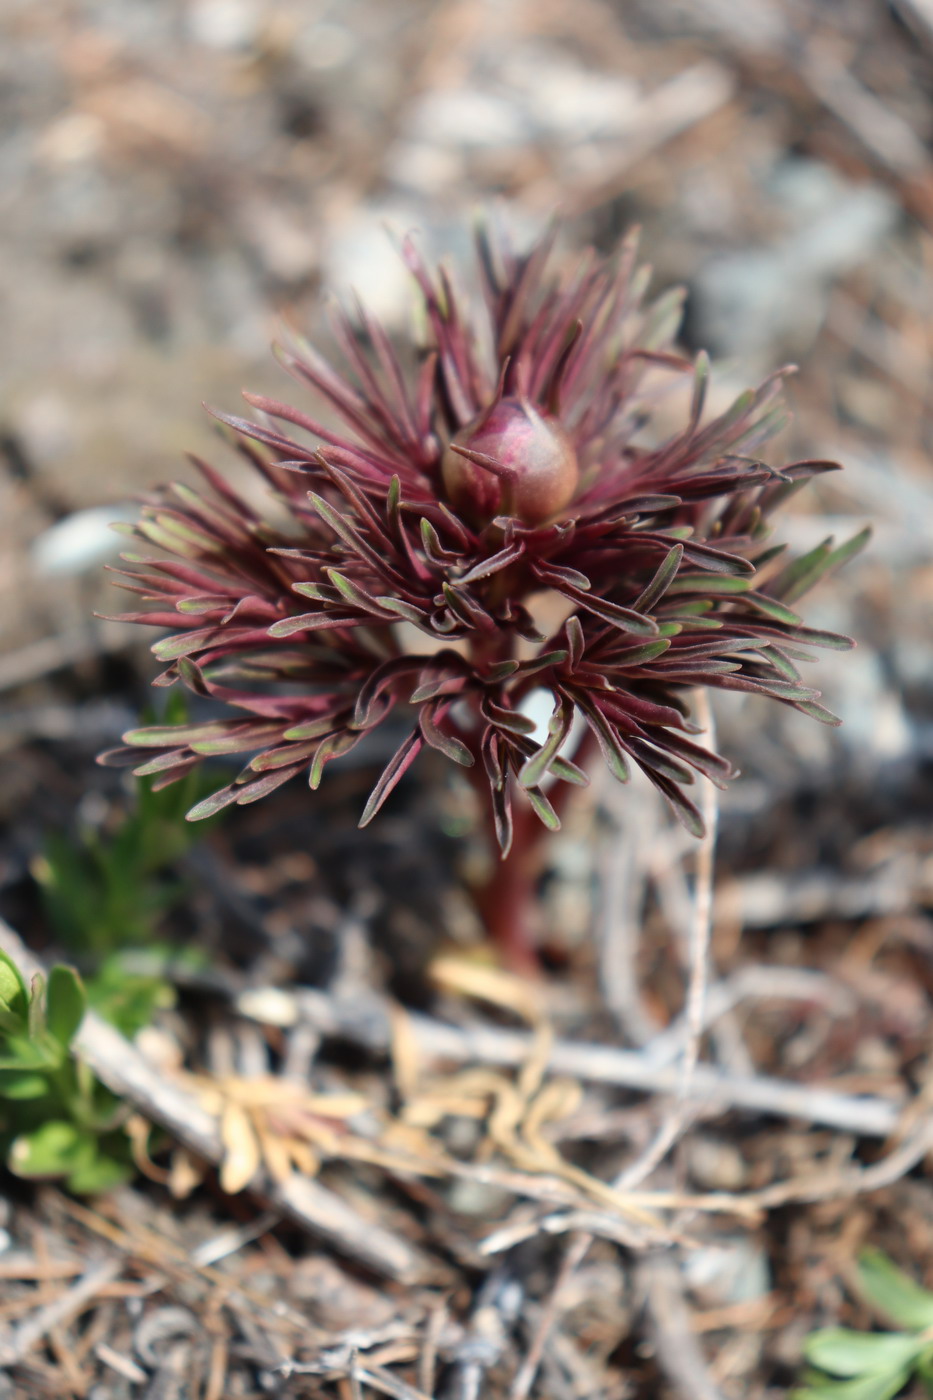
0, 948, 132, 1193
80, 948, 178, 1041
34, 699, 218, 1036
796, 1249, 933, 1400
35, 753, 214, 958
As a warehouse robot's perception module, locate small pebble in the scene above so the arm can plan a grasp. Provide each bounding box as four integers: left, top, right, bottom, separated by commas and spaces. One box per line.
683, 1235, 771, 1306
687, 1136, 748, 1192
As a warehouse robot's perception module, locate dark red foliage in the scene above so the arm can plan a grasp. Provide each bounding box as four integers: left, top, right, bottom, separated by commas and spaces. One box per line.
101, 224, 868, 854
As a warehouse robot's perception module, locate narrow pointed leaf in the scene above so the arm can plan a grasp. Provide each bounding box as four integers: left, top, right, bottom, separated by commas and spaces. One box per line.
526, 786, 561, 831
632, 544, 684, 612
419, 706, 473, 766
519, 697, 572, 789
359, 730, 424, 826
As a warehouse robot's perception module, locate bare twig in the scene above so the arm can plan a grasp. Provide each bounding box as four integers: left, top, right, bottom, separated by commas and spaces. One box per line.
596, 771, 663, 1043
189, 1211, 281, 1269
639, 1254, 727, 1400
682, 690, 719, 1090
451, 1272, 521, 1400
717, 862, 920, 928
354, 1365, 435, 1400
895, 0, 933, 43
418, 1298, 448, 1399
510, 1232, 591, 1400
0, 624, 138, 693
745, 1105, 933, 1211
240, 984, 903, 1138
571, 63, 736, 213
0, 918, 436, 1284
801, 43, 929, 179
641, 965, 856, 1068
0, 1257, 121, 1366
95, 1342, 148, 1385
480, 1207, 686, 1255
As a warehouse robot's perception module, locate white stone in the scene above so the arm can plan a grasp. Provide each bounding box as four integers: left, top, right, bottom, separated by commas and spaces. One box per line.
31, 504, 138, 577
405, 89, 530, 150
187, 0, 260, 50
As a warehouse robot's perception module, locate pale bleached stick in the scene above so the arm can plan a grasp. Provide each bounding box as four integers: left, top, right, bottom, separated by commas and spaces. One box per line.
639, 1254, 727, 1400
0, 1257, 121, 1366
241, 985, 901, 1138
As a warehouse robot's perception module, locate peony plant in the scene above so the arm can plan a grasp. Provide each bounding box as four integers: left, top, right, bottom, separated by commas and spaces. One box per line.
100, 223, 866, 960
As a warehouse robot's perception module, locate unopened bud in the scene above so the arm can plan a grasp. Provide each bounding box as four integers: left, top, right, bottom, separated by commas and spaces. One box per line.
442, 397, 579, 527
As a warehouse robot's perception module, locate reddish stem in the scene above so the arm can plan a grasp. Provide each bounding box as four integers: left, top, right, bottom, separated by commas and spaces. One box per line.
468, 730, 596, 973
475, 802, 544, 975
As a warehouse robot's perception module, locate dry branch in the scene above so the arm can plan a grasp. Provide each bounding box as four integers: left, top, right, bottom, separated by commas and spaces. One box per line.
639, 1255, 727, 1400
242, 985, 904, 1138
0, 1258, 121, 1367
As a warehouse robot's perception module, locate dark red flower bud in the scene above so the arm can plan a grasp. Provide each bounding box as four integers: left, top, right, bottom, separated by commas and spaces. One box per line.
442, 397, 579, 526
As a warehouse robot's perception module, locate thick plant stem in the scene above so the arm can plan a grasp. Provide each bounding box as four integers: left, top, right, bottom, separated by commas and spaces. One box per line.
470, 731, 595, 971
475, 803, 544, 974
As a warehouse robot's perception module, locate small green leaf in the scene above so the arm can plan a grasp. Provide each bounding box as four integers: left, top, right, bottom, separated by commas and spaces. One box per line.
282, 715, 341, 741
325, 569, 388, 615
122, 722, 225, 748
575, 698, 630, 784
775, 526, 872, 604
792, 626, 856, 652
794, 699, 842, 726
669, 599, 714, 614
742, 592, 804, 626
8, 1120, 93, 1179
758, 645, 801, 681
519, 697, 571, 790
633, 544, 684, 612
793, 1369, 913, 1400
45, 966, 87, 1050
666, 574, 751, 596
914, 1348, 933, 1393
375, 596, 427, 624
548, 754, 589, 786
0, 951, 28, 1032
309, 730, 361, 789
857, 1250, 933, 1331
689, 350, 709, 429
640, 285, 686, 351
607, 639, 673, 668
186, 785, 242, 821
805, 1329, 922, 1377
419, 709, 473, 766
67, 1151, 133, 1195
86, 953, 176, 1039
509, 650, 569, 682
151, 630, 219, 662
387, 474, 401, 516
526, 787, 561, 832
0, 1068, 51, 1099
